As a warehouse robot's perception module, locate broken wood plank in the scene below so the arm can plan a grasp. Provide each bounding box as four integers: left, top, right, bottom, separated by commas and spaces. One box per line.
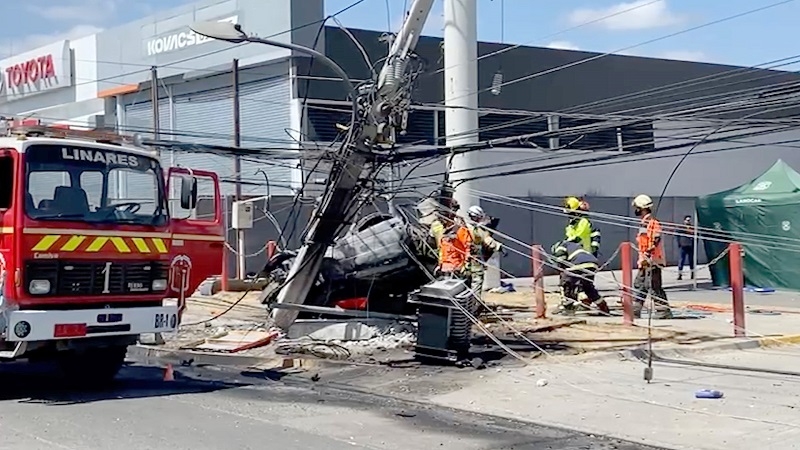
184, 330, 279, 353
514, 319, 586, 333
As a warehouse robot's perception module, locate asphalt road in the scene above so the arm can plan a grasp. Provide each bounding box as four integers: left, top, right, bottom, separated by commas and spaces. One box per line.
0, 358, 664, 450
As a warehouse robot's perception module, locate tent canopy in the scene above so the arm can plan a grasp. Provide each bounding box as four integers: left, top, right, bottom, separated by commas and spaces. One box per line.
696, 159, 800, 290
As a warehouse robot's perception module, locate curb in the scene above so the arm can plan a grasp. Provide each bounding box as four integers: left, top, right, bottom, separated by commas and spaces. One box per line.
757, 333, 800, 348
127, 344, 276, 368
129, 334, 800, 370
127, 344, 343, 371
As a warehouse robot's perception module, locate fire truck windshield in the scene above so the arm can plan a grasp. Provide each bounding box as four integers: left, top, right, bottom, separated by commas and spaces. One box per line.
24, 144, 167, 226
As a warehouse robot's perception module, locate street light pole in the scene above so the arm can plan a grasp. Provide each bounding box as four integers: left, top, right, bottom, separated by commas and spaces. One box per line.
190, 21, 354, 95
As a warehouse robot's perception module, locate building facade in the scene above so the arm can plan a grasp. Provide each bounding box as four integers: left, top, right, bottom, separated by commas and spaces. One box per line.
2, 0, 799, 275
0, 36, 102, 126
94, 0, 325, 196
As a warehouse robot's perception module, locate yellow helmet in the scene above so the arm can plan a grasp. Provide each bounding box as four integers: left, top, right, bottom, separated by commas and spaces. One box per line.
564, 196, 581, 211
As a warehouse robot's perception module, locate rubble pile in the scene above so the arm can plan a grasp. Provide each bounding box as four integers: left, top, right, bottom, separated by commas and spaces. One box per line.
340, 323, 417, 353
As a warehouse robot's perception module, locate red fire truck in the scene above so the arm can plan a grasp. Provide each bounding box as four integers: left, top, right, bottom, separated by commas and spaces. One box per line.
0, 122, 223, 383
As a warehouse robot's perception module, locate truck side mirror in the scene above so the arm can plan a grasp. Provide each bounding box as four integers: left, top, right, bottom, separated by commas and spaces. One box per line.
180, 175, 198, 210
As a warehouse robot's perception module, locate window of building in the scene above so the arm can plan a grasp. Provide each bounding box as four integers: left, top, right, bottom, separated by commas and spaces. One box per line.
620, 121, 655, 152
558, 118, 619, 151
306, 105, 436, 145
306, 106, 351, 142
477, 114, 550, 148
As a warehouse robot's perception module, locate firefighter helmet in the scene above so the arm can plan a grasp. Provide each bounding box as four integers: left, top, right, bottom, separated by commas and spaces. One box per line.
564, 196, 581, 211
632, 194, 654, 210
467, 205, 485, 220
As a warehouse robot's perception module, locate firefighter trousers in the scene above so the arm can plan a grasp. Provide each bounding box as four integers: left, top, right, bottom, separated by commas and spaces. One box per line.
633, 266, 669, 308
560, 269, 609, 313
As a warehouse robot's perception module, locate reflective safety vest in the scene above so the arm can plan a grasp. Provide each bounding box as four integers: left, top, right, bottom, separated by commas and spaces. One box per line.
637, 214, 665, 266
551, 241, 599, 272
430, 220, 472, 273
565, 216, 601, 254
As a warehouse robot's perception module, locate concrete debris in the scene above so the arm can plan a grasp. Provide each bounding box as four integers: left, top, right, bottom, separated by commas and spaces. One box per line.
139, 332, 166, 346
287, 319, 399, 341
339, 323, 417, 354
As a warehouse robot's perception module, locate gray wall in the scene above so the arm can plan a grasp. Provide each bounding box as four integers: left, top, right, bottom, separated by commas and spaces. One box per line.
206, 194, 705, 278
95, 0, 324, 91
393, 122, 800, 198
481, 196, 707, 278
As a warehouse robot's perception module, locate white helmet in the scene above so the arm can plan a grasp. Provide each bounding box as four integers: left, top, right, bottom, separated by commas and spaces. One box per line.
467, 205, 485, 219
632, 194, 653, 209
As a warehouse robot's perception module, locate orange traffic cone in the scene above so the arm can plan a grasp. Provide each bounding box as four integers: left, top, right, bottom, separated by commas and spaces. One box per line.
163, 363, 174, 382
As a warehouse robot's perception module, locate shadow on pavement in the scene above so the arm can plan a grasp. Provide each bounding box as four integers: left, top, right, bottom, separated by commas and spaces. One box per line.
0, 360, 247, 405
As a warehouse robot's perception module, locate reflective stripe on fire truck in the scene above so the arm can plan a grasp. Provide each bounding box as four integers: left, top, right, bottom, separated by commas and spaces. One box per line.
30, 235, 170, 254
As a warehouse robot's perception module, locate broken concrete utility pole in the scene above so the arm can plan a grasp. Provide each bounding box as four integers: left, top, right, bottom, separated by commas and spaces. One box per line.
444, 0, 479, 213
270, 0, 436, 330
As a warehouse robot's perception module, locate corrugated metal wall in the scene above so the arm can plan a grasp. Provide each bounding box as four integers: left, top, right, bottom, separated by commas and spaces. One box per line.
118, 64, 296, 198
238, 77, 294, 193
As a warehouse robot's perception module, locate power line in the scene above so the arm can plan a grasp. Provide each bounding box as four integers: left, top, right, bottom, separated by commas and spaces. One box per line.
442, 0, 797, 104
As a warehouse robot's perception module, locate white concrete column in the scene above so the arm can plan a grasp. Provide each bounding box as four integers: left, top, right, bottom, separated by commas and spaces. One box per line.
444, 0, 479, 213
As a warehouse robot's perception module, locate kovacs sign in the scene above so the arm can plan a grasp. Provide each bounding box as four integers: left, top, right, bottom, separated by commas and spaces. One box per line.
0, 41, 72, 100
145, 16, 238, 57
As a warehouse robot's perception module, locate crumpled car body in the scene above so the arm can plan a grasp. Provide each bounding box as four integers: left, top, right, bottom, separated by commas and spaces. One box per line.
260, 211, 437, 314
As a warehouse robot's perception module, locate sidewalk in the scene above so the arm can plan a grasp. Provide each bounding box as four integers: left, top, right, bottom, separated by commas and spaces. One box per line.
429, 346, 800, 450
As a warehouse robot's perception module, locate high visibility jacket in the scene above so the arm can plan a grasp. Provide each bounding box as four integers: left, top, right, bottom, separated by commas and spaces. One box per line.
565, 216, 601, 254
430, 219, 472, 273
468, 224, 501, 267
551, 241, 598, 272
637, 214, 665, 267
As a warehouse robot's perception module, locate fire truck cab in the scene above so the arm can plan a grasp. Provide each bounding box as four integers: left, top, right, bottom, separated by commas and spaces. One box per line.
0, 122, 223, 384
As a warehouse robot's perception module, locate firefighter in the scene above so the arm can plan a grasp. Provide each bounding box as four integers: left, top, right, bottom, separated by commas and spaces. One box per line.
563, 196, 601, 257
429, 199, 472, 281
549, 240, 610, 315
466, 205, 502, 303
631, 194, 673, 319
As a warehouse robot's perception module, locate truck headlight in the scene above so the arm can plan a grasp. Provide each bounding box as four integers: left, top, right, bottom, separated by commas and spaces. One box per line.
152, 279, 167, 291
29, 279, 51, 294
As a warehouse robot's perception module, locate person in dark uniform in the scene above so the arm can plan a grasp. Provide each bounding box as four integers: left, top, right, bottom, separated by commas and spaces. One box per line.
550, 240, 610, 315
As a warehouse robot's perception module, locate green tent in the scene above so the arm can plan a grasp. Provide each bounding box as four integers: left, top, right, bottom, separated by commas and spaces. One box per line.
695, 159, 800, 290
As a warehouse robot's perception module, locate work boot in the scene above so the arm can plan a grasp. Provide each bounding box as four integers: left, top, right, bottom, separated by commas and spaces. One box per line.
556, 302, 577, 316
596, 300, 610, 314
653, 307, 673, 320
632, 301, 644, 319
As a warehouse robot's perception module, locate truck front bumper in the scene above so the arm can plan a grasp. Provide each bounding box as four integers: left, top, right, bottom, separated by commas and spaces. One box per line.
5, 305, 178, 342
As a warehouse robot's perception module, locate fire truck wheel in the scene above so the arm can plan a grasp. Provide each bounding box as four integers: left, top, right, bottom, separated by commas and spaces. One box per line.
57, 345, 127, 387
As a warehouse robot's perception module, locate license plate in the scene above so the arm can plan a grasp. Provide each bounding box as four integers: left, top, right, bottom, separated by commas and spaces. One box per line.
154, 312, 177, 330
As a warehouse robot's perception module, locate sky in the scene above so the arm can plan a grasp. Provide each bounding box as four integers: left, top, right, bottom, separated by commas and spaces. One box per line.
0, 0, 798, 69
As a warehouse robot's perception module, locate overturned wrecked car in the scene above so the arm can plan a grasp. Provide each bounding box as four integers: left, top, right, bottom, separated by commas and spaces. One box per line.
257, 200, 443, 315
